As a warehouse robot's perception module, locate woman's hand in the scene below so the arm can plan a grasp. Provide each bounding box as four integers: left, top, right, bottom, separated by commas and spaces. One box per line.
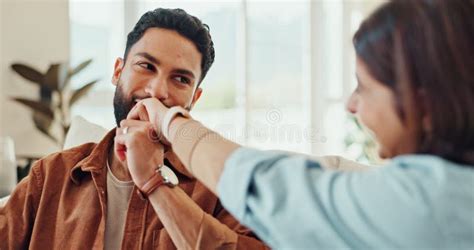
114, 119, 164, 188
127, 98, 170, 139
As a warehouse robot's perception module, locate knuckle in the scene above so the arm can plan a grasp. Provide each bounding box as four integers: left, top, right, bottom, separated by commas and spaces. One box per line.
120, 120, 127, 127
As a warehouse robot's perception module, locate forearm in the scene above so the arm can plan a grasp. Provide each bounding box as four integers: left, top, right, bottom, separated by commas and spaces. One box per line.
148, 186, 238, 249
148, 186, 204, 249
168, 117, 240, 194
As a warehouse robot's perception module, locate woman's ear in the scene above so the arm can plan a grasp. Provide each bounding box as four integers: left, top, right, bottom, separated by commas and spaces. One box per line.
112, 57, 124, 86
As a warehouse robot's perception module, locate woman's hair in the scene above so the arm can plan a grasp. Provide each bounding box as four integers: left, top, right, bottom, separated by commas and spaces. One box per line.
353, 0, 474, 165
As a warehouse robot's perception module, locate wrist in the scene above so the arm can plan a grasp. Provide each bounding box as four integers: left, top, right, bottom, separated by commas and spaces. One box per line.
168, 116, 192, 143
135, 160, 163, 188
136, 164, 179, 200
137, 172, 163, 200
135, 171, 156, 189
154, 107, 169, 132
161, 106, 192, 144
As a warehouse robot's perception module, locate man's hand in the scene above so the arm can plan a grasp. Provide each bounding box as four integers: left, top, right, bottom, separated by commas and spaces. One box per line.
114, 119, 164, 188
127, 98, 170, 137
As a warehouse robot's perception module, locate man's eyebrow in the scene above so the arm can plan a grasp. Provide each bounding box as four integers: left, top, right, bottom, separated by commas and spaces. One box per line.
173, 69, 195, 80
135, 52, 160, 65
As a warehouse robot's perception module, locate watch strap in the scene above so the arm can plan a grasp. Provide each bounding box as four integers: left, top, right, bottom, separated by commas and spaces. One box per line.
137, 172, 165, 199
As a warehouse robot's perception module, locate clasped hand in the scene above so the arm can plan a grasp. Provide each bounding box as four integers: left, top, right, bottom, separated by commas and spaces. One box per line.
114, 98, 170, 188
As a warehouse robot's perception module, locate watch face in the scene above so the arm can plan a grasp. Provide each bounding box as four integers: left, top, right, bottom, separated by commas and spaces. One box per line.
160, 165, 179, 186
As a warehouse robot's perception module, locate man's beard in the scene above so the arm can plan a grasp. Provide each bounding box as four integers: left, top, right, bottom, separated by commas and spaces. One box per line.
113, 83, 134, 127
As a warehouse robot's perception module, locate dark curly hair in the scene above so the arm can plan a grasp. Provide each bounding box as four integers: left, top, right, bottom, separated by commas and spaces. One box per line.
124, 8, 215, 85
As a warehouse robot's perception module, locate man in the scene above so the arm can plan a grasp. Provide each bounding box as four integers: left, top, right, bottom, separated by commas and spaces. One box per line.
0, 8, 267, 249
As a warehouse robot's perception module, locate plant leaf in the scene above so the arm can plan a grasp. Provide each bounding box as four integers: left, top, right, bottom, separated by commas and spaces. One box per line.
69, 80, 98, 107
69, 59, 92, 77
44, 63, 68, 91
32, 111, 57, 143
63, 59, 93, 90
11, 63, 44, 84
34, 120, 58, 143
33, 111, 54, 131
12, 98, 54, 119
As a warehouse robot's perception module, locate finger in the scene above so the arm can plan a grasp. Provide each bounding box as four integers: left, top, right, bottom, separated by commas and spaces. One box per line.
115, 129, 164, 163
137, 98, 163, 128
116, 128, 164, 151
117, 120, 159, 146
115, 124, 147, 162
115, 129, 128, 162
114, 130, 143, 159
121, 120, 157, 139
127, 102, 150, 121
120, 119, 150, 130
121, 118, 163, 144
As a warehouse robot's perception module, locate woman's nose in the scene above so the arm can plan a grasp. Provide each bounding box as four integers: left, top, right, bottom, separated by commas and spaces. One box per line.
346, 92, 358, 114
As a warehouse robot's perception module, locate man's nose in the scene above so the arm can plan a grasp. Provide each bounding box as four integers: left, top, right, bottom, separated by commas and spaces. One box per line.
145, 76, 169, 100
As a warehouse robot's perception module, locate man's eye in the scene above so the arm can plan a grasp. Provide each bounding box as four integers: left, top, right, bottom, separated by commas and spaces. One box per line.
173, 76, 191, 84
138, 62, 154, 71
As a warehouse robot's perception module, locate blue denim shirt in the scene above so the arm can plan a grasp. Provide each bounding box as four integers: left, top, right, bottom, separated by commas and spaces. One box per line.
218, 147, 474, 249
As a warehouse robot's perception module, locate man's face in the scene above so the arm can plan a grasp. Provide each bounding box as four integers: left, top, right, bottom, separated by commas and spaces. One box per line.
112, 28, 203, 125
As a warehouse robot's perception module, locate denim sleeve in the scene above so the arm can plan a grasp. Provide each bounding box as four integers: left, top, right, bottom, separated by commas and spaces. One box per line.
217, 147, 447, 249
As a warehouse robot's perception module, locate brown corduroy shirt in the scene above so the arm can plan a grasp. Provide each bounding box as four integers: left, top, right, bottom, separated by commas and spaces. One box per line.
0, 130, 267, 249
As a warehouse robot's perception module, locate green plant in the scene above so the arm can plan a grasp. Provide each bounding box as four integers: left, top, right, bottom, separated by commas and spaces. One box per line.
10, 59, 98, 146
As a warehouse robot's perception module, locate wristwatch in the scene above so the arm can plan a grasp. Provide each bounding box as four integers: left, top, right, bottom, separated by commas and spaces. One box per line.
137, 164, 179, 199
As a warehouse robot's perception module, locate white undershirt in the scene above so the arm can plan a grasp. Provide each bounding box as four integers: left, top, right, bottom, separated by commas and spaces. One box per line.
104, 161, 134, 250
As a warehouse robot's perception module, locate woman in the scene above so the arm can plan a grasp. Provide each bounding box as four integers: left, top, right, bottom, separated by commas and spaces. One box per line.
116, 0, 474, 248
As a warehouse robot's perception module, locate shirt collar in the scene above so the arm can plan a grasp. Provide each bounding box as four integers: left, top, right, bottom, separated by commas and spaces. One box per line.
70, 129, 115, 184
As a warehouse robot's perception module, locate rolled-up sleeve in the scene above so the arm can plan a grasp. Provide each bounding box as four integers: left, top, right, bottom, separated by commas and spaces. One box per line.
217, 147, 449, 249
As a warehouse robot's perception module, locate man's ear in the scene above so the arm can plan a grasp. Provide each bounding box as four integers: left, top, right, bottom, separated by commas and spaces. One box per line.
112, 57, 124, 86
188, 87, 203, 110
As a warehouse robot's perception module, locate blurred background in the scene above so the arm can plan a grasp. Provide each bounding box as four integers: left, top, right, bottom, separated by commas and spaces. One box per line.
0, 0, 384, 174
